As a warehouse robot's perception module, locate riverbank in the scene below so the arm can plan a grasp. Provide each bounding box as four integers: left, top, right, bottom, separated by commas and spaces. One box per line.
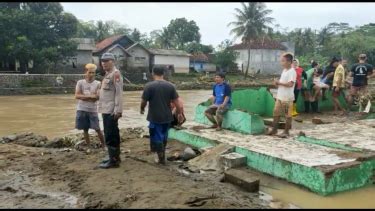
0, 82, 273, 96
0, 73, 274, 96
0, 128, 270, 209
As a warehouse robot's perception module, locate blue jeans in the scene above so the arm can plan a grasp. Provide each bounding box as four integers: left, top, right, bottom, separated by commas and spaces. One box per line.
148, 122, 170, 152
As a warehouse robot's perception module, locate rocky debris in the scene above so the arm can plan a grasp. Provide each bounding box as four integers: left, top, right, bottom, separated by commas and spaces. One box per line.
2, 127, 145, 150
182, 147, 198, 161
167, 147, 201, 162
312, 117, 324, 124
44, 136, 78, 148
184, 194, 218, 207
298, 131, 306, 137
1, 132, 48, 147
121, 128, 145, 140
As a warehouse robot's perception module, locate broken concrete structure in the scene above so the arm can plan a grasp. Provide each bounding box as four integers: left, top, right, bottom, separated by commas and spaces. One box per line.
169, 87, 375, 196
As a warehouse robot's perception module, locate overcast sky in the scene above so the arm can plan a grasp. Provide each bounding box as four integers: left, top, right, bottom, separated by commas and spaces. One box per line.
62, 2, 375, 46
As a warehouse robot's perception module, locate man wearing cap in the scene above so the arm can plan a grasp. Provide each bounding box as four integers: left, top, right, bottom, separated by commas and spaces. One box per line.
347, 54, 375, 110
98, 53, 124, 169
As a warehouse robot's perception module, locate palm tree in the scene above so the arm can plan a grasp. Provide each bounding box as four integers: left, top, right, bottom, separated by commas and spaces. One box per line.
228, 2, 274, 78
96, 20, 110, 42
152, 27, 174, 49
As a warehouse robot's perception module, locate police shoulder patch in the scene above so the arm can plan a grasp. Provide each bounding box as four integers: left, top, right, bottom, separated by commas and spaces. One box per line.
114, 71, 121, 83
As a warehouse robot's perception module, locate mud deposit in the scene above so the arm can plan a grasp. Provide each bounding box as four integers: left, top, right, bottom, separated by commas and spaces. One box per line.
0, 129, 269, 209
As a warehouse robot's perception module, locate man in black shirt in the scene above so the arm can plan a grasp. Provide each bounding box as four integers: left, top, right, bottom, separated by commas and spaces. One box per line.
347, 54, 375, 109
140, 66, 183, 164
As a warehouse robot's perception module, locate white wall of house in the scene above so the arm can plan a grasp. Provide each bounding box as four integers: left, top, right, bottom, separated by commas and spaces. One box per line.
76, 50, 93, 65
127, 45, 150, 68
154, 55, 189, 73
108, 46, 128, 69
235, 49, 287, 75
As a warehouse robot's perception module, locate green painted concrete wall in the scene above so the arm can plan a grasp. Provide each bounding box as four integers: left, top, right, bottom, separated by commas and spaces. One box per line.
295, 90, 348, 112
194, 104, 265, 134
235, 146, 374, 195
231, 87, 275, 117
168, 128, 375, 196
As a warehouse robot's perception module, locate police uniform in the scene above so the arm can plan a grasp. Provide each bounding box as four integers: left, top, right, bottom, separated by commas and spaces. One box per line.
98, 61, 123, 168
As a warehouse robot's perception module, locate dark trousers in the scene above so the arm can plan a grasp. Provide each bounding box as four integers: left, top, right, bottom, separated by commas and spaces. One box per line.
102, 114, 120, 148
294, 88, 300, 103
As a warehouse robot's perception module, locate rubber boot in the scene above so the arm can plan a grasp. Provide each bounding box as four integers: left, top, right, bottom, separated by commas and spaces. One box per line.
99, 146, 120, 169
101, 151, 121, 164
280, 117, 292, 138
157, 151, 166, 165
292, 103, 298, 117
311, 101, 319, 113
266, 116, 280, 135
304, 101, 310, 113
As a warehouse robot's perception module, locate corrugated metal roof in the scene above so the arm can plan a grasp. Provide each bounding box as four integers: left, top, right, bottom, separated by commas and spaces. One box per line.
189, 52, 209, 62
72, 38, 96, 51
149, 49, 190, 57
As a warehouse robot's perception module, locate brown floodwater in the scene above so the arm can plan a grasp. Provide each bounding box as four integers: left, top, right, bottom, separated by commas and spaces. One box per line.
0, 90, 374, 208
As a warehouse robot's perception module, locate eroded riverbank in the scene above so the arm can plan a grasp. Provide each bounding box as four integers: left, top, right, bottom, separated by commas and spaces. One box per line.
1, 91, 375, 208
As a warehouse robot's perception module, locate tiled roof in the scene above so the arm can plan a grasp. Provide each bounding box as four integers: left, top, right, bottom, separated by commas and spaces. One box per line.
189, 52, 209, 62
230, 38, 287, 50
148, 49, 190, 57
94, 35, 124, 53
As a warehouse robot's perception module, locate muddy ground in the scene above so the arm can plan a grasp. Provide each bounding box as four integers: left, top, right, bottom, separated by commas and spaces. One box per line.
0, 129, 270, 209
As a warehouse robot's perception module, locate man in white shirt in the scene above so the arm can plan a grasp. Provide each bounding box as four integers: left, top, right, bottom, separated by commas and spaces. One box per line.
266, 53, 296, 138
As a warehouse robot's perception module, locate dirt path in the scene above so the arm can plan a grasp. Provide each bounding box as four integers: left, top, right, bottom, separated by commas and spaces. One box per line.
0, 130, 268, 209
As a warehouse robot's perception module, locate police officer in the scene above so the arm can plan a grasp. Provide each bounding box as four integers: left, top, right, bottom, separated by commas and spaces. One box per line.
98, 53, 124, 168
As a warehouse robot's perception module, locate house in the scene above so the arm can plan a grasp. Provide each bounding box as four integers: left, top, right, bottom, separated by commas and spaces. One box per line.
93, 35, 156, 73
92, 35, 191, 75
230, 38, 295, 75
149, 49, 190, 74
65, 38, 96, 70
189, 52, 216, 73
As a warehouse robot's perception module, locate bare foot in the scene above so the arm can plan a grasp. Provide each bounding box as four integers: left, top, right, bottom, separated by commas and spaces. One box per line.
209, 125, 218, 129
215, 127, 223, 131
278, 132, 289, 138
266, 128, 278, 136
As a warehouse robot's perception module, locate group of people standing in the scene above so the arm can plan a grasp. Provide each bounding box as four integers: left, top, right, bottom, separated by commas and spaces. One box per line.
291, 54, 374, 116
74, 52, 188, 168
267, 52, 374, 138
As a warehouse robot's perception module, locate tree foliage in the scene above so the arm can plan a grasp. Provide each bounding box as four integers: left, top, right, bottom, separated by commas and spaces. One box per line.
271, 22, 375, 67
0, 2, 79, 72
228, 2, 274, 77
166, 18, 201, 50
213, 40, 238, 72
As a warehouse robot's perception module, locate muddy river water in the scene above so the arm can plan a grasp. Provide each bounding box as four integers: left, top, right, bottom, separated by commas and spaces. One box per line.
0, 90, 374, 208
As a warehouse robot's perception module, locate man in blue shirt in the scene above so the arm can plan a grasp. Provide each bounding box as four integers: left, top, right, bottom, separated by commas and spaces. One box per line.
204, 73, 232, 131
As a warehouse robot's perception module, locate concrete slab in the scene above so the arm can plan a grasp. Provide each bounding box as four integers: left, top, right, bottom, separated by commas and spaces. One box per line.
168, 121, 375, 196
224, 169, 260, 192
299, 119, 375, 152
220, 152, 247, 170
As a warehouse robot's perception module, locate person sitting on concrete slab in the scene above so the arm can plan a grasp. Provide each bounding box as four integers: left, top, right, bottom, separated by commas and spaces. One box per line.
266, 52, 296, 138
74, 63, 105, 149
204, 73, 232, 131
